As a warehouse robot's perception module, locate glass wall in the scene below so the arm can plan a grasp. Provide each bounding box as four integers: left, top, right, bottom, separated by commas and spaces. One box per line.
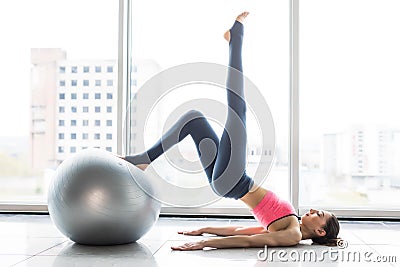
299, 0, 400, 209
128, 0, 290, 209
1, 0, 399, 216
0, 0, 119, 203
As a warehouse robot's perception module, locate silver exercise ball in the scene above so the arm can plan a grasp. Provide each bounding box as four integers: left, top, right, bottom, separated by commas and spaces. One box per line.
48, 148, 161, 245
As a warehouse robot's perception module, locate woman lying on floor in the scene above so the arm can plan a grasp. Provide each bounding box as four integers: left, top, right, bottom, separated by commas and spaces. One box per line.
123, 12, 341, 250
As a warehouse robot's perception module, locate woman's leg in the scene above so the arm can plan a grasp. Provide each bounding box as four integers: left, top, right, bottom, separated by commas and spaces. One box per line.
125, 110, 219, 183
211, 12, 254, 199
125, 12, 253, 199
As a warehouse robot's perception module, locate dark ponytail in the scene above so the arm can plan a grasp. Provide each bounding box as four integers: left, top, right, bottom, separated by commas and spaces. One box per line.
311, 213, 342, 246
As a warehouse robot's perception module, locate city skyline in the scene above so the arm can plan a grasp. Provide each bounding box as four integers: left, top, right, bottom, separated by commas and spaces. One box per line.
30, 48, 119, 170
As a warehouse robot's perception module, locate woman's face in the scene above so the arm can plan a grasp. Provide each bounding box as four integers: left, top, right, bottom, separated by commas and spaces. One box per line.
301, 208, 331, 234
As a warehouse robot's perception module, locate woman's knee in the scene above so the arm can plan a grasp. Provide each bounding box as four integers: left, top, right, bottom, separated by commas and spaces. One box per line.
180, 109, 206, 124
185, 109, 205, 119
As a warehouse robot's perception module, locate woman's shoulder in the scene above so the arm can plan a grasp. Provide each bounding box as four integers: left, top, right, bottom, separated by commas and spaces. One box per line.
268, 214, 299, 232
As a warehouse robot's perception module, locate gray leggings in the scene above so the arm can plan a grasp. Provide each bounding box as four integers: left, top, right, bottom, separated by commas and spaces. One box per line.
125, 20, 253, 199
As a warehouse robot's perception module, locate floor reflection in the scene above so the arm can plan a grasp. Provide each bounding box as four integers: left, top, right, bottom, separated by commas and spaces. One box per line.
52, 241, 158, 267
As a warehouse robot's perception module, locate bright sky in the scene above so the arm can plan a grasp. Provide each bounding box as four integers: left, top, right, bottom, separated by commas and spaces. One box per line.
1, 0, 400, 141
131, 0, 290, 148
300, 0, 400, 139
0, 0, 118, 137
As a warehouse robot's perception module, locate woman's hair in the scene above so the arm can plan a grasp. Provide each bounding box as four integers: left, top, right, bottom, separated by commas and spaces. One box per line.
311, 213, 341, 246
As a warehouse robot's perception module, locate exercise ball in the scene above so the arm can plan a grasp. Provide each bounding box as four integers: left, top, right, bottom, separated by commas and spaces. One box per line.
48, 148, 161, 245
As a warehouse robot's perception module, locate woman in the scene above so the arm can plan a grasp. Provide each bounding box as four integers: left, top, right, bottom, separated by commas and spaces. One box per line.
123, 12, 340, 250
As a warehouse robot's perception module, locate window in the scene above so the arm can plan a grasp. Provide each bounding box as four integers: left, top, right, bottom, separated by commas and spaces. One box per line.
83, 93, 89, 99
106, 133, 112, 140
95, 93, 101, 99
71, 66, 77, 73
95, 106, 101, 113
107, 106, 112, 113
59, 120, 64, 126
95, 120, 101, 126
59, 106, 65, 113
95, 80, 101, 86
107, 93, 112, 99
59, 93, 65, 100
83, 120, 89, 126
107, 120, 112, 126
107, 66, 113, 72
71, 106, 77, 113
106, 147, 112, 152
94, 133, 100, 140
83, 80, 89, 86
71, 93, 77, 100
71, 133, 76, 139
58, 133, 64, 139
83, 106, 89, 113
59, 66, 65, 73
70, 146, 76, 153
58, 147, 64, 153
70, 120, 76, 126
71, 80, 77, 86
129, 0, 289, 210
83, 66, 90, 73
82, 133, 88, 140
59, 80, 65, 86
299, 0, 400, 209
107, 79, 113, 86
95, 66, 101, 73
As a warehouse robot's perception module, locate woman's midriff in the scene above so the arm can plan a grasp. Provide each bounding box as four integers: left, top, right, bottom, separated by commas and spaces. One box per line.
249, 189, 298, 230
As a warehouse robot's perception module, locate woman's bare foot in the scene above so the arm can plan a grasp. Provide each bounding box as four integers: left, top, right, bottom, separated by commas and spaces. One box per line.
114, 153, 149, 171
236, 11, 250, 23
113, 153, 125, 160
136, 164, 149, 171
223, 11, 250, 42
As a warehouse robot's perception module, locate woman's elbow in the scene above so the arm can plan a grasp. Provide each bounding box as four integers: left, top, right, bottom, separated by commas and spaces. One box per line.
289, 232, 302, 246
272, 233, 301, 247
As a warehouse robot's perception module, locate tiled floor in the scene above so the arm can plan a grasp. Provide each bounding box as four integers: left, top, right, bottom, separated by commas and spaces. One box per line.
0, 214, 399, 266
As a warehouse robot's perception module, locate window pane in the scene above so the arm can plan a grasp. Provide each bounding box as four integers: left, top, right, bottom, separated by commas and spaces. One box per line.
0, 0, 119, 203
129, 0, 290, 209
299, 0, 400, 208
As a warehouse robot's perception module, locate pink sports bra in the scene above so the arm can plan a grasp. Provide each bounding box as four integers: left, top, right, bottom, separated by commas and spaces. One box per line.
251, 190, 297, 229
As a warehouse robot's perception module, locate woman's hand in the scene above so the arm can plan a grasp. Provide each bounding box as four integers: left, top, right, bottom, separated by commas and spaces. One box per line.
171, 240, 206, 251
177, 229, 204, 236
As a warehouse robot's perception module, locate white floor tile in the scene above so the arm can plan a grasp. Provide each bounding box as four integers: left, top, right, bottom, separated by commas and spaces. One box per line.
0, 255, 31, 267
0, 237, 66, 255
337, 229, 366, 245
340, 221, 387, 230
13, 255, 158, 267
38, 240, 154, 257
369, 245, 400, 267
353, 230, 400, 245
0, 215, 399, 267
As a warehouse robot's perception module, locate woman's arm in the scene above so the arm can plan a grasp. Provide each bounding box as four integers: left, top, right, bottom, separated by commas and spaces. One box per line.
171, 227, 301, 250
178, 225, 267, 236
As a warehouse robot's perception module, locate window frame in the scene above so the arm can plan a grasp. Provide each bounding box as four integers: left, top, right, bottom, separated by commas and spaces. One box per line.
1, 0, 398, 218
293, 0, 399, 219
